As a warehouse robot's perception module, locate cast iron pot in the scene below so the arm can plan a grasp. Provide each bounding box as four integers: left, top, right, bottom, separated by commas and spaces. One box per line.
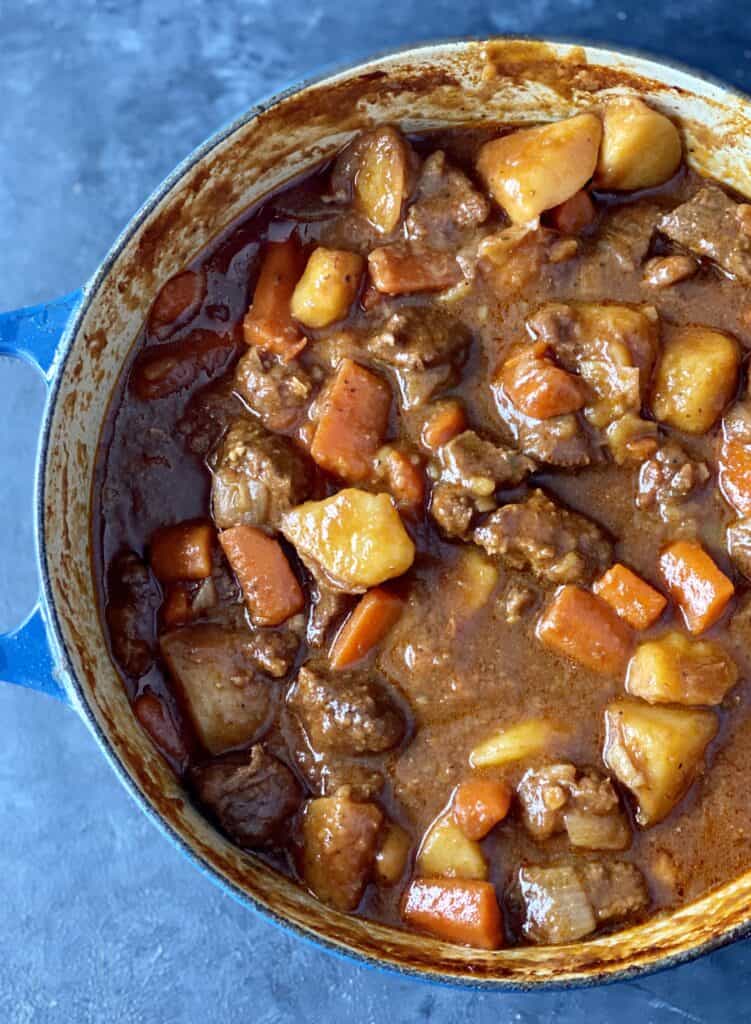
2, 38, 751, 989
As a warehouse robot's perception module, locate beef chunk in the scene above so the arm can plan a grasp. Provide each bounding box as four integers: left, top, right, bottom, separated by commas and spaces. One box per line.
247, 626, 301, 678
659, 185, 751, 283
177, 378, 243, 458
727, 517, 751, 580
234, 348, 313, 433
106, 550, 160, 677
473, 489, 613, 585
301, 790, 383, 910
209, 417, 312, 529
429, 482, 475, 539
192, 745, 301, 847
517, 763, 630, 850
636, 442, 710, 521
439, 430, 535, 498
367, 307, 470, 372
287, 665, 405, 755
160, 624, 273, 755
517, 861, 648, 944
515, 414, 592, 468
306, 583, 351, 648
394, 363, 456, 411
405, 151, 490, 247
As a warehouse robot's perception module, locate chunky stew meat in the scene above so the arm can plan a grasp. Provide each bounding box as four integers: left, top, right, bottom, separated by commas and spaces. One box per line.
97, 105, 751, 950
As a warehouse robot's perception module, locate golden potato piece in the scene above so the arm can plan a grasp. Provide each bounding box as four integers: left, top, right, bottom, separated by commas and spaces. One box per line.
281, 489, 415, 592
476, 113, 602, 224
652, 325, 740, 434
469, 718, 566, 768
450, 547, 499, 614
626, 630, 738, 706
348, 126, 413, 233
290, 248, 364, 328
417, 815, 488, 880
374, 823, 411, 885
603, 698, 718, 826
595, 97, 682, 191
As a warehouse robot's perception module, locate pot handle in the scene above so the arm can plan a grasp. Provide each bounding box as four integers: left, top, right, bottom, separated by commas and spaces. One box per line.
0, 289, 84, 703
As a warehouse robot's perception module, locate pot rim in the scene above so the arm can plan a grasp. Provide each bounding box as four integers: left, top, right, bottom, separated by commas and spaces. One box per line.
37, 36, 751, 990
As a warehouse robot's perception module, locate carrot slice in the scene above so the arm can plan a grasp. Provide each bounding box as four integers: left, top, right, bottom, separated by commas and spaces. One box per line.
368, 244, 463, 295
133, 329, 239, 400
422, 401, 467, 450
660, 540, 734, 634
133, 691, 189, 764
401, 878, 503, 949
219, 525, 303, 626
593, 563, 667, 631
243, 238, 307, 361
547, 190, 596, 235
376, 447, 426, 514
148, 269, 205, 338
150, 521, 215, 581
330, 588, 404, 669
719, 436, 751, 515
452, 779, 512, 841
310, 358, 391, 482
500, 343, 587, 420
536, 585, 633, 676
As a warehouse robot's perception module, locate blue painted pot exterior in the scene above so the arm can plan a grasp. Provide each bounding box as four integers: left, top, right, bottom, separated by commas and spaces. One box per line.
8, 38, 751, 992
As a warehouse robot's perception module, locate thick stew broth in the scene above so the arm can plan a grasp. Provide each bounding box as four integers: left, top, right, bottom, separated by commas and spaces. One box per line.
97, 106, 751, 949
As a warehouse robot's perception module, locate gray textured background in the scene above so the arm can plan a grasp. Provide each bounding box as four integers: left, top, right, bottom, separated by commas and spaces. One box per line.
2, 1, 751, 1021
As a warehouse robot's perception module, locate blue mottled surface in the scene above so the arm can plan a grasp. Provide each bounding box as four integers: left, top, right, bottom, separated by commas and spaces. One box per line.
2, 2, 751, 1020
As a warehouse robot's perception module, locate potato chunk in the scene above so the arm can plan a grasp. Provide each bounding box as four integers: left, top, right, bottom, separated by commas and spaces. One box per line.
290, 248, 364, 328
470, 718, 566, 768
595, 97, 682, 190
626, 631, 738, 706
476, 113, 602, 223
652, 325, 740, 434
417, 815, 488, 880
281, 489, 415, 592
449, 548, 499, 614
160, 625, 272, 755
339, 126, 414, 233
603, 699, 718, 825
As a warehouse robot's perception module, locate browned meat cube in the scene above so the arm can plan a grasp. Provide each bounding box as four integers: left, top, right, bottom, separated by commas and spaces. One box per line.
367, 307, 470, 372
287, 665, 405, 755
439, 431, 535, 499
234, 348, 313, 433
473, 489, 613, 585
301, 790, 383, 910
636, 442, 709, 521
429, 482, 475, 539
405, 151, 490, 248
177, 378, 244, 458
209, 417, 312, 530
192, 745, 301, 847
160, 624, 273, 755
106, 550, 160, 677
659, 185, 751, 283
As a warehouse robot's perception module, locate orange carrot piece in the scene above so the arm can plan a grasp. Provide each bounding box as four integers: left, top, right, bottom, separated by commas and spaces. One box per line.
133, 691, 189, 764
150, 521, 215, 582
330, 588, 404, 669
243, 238, 307, 361
161, 582, 194, 628
719, 436, 751, 515
547, 190, 596, 235
402, 878, 503, 950
593, 563, 667, 631
500, 343, 587, 420
378, 448, 426, 513
452, 779, 512, 841
310, 358, 391, 481
536, 585, 633, 676
660, 540, 734, 634
133, 329, 239, 400
219, 525, 303, 626
422, 401, 467, 451
368, 244, 463, 295
148, 269, 205, 338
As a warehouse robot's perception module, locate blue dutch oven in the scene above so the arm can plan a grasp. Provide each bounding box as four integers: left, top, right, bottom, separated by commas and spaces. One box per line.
3, 38, 751, 988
